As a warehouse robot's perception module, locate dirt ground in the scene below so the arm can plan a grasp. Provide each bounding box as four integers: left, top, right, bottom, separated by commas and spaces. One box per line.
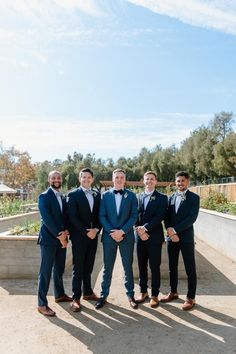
0, 239, 236, 354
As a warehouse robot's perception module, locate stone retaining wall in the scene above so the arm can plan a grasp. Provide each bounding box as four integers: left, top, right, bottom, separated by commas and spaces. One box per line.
0, 235, 73, 279
0, 212, 40, 233
195, 208, 236, 261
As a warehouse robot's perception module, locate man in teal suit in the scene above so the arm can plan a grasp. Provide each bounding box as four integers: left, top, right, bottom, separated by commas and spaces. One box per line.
95, 169, 138, 310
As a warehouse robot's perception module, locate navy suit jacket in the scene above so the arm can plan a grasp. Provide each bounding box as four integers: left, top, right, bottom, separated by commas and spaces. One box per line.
165, 190, 200, 243
99, 188, 138, 244
38, 188, 67, 246
67, 187, 101, 244
136, 190, 168, 244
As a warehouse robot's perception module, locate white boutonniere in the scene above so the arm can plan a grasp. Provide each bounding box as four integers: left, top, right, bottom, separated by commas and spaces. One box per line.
92, 191, 97, 197
66, 196, 69, 203
124, 192, 128, 199
150, 196, 156, 201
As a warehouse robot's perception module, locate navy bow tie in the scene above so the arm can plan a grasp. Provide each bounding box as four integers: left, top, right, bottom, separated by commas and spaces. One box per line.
114, 189, 123, 195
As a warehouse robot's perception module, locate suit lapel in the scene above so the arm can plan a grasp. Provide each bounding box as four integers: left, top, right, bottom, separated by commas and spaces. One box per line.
78, 187, 92, 215
48, 188, 62, 216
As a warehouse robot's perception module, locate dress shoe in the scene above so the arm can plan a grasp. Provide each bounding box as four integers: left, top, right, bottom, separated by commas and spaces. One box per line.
70, 299, 81, 312
38, 305, 56, 317
160, 292, 179, 303
83, 293, 99, 301
182, 298, 195, 311
55, 294, 73, 303
150, 296, 159, 308
128, 297, 138, 310
95, 297, 107, 309
136, 292, 149, 304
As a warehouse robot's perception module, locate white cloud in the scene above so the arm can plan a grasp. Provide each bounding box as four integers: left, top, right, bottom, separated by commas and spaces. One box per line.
127, 0, 236, 35
0, 113, 213, 162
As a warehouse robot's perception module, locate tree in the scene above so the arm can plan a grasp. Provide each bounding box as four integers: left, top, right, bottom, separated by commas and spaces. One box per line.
209, 111, 235, 142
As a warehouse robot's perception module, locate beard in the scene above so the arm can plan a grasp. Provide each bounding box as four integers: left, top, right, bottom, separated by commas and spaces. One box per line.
50, 182, 62, 190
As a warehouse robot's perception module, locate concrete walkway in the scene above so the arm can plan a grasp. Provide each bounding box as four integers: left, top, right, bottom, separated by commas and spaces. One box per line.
0, 239, 236, 354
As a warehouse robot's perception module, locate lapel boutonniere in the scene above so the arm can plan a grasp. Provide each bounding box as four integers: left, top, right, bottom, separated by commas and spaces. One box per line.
124, 192, 128, 199
92, 191, 97, 197
150, 195, 156, 201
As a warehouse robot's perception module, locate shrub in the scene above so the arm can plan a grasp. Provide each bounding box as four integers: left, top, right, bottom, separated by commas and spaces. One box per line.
201, 191, 236, 215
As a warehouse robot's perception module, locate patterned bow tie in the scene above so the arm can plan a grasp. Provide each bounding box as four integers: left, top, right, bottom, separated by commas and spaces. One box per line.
114, 189, 123, 195
85, 189, 93, 195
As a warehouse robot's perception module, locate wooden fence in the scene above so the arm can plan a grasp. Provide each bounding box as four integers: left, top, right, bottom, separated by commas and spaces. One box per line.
190, 183, 236, 202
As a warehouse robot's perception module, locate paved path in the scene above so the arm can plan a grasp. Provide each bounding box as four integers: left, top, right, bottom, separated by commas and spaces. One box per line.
0, 239, 236, 354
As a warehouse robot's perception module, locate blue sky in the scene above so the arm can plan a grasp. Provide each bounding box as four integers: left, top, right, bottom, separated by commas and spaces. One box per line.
0, 0, 236, 162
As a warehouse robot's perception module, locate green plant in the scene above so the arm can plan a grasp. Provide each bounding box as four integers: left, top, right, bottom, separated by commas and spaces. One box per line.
9, 221, 40, 235
201, 191, 236, 215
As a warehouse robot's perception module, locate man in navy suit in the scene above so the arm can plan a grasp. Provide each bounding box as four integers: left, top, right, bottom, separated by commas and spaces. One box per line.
67, 168, 101, 312
38, 171, 72, 317
95, 169, 138, 310
135, 171, 168, 308
160, 171, 200, 310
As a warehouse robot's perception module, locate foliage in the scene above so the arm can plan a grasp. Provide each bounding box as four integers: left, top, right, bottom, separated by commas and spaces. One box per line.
0, 196, 22, 217
0, 145, 35, 188
0, 196, 35, 217
201, 191, 236, 215
9, 221, 40, 236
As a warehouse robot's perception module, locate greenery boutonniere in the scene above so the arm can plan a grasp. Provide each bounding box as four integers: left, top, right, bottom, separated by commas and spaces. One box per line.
150, 195, 156, 201
124, 192, 128, 199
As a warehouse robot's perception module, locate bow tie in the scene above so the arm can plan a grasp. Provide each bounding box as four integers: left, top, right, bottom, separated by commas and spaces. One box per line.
84, 189, 93, 195
114, 189, 123, 195
176, 191, 186, 196
143, 192, 153, 197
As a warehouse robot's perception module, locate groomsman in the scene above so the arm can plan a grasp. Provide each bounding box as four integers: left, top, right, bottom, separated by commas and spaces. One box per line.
95, 169, 138, 310
38, 171, 72, 317
135, 171, 168, 307
160, 171, 200, 310
67, 168, 101, 312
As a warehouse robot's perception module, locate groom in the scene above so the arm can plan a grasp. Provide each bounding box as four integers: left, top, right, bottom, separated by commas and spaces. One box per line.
95, 169, 138, 310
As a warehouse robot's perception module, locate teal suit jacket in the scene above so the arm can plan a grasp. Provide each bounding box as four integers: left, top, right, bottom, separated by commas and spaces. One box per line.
99, 188, 138, 244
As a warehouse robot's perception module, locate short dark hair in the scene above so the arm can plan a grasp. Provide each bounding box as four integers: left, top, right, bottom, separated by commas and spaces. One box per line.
144, 171, 157, 179
112, 168, 126, 175
79, 168, 94, 177
175, 171, 190, 179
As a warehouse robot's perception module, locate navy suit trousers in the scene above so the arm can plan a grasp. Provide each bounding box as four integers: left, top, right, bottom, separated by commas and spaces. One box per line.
137, 240, 163, 296
167, 241, 197, 299
38, 244, 66, 306
101, 241, 134, 298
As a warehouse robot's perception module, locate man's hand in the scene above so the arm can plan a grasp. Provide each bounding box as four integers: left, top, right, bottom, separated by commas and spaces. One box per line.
57, 230, 69, 248
170, 234, 180, 242
167, 228, 179, 242
110, 229, 124, 242
139, 232, 150, 241
86, 228, 98, 240
136, 226, 147, 237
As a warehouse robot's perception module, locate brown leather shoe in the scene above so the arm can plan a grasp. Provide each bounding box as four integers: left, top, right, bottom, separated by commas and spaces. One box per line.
38, 306, 56, 317
160, 292, 179, 303
70, 299, 81, 312
128, 297, 138, 309
83, 293, 99, 301
55, 294, 73, 303
182, 298, 195, 311
136, 292, 149, 304
150, 296, 159, 308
